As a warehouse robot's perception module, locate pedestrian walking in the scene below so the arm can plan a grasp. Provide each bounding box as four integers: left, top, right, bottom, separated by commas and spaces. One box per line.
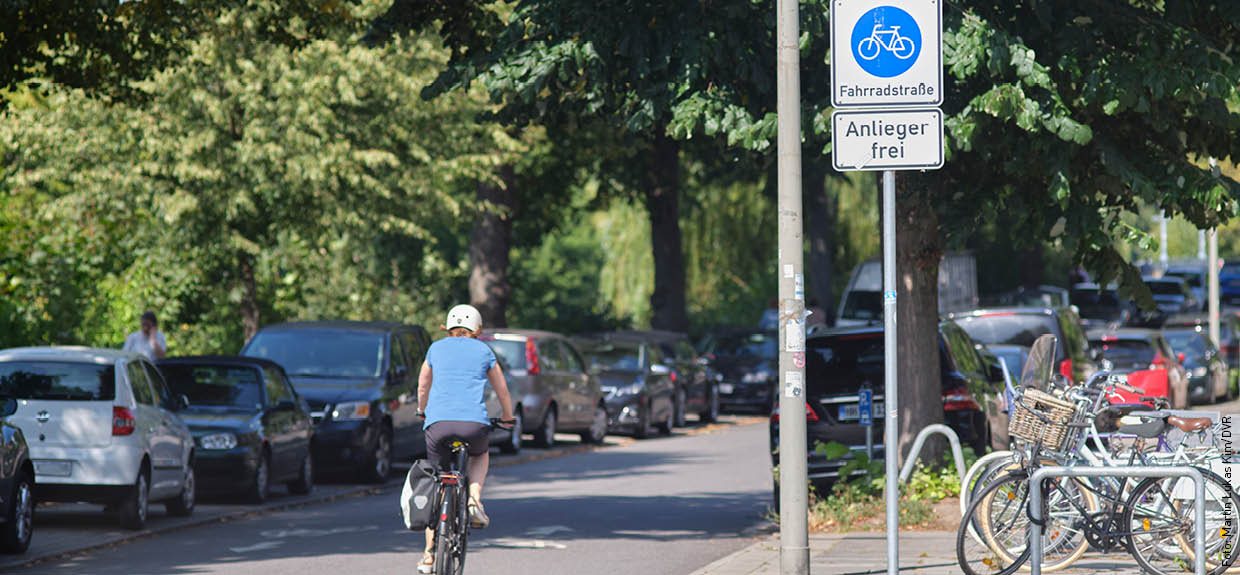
122, 310, 167, 360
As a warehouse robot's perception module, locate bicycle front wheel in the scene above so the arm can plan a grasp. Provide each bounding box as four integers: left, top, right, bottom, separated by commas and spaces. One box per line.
957, 472, 1028, 575
1124, 468, 1240, 575
975, 471, 1095, 573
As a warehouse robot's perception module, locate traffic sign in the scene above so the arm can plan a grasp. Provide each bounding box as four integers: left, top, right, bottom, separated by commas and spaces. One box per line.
831, 0, 942, 107
858, 387, 873, 427
831, 108, 943, 171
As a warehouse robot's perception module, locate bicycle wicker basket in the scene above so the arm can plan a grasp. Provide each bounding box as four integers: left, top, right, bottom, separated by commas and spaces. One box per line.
1008, 388, 1076, 451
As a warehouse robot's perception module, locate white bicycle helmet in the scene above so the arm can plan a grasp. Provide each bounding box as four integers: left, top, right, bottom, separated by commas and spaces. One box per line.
445, 304, 483, 333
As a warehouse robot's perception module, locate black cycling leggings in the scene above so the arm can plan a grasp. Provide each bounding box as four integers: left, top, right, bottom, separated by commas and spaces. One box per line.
425, 421, 490, 471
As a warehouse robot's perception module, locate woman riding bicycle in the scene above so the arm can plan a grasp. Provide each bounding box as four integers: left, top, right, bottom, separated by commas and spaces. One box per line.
415, 304, 515, 574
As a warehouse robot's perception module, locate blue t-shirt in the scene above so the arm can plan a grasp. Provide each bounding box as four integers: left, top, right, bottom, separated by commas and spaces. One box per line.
424, 337, 496, 429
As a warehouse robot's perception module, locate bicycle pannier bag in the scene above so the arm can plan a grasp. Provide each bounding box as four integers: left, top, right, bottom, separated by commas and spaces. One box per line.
400, 459, 439, 530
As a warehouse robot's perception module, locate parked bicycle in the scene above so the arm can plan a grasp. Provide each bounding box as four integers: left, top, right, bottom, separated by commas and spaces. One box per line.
430, 418, 513, 575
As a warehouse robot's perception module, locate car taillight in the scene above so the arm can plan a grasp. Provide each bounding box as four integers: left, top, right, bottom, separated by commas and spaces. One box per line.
112, 406, 136, 436
942, 386, 981, 411
1150, 352, 1166, 369
670, 371, 677, 383
1058, 358, 1073, 381
770, 402, 818, 423
525, 340, 540, 375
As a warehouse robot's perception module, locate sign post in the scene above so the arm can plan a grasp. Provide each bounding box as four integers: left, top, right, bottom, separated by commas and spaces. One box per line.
830, 2, 943, 574
859, 385, 874, 458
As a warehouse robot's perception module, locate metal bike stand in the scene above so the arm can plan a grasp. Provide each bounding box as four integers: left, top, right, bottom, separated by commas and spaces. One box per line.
1027, 466, 1208, 575
898, 424, 966, 486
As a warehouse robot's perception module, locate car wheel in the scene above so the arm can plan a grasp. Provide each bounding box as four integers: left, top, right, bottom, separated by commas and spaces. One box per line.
287, 451, 314, 495
673, 389, 687, 427
0, 470, 33, 553
166, 459, 196, 516
119, 468, 149, 530
700, 389, 719, 423
580, 404, 608, 445
249, 451, 271, 503
658, 404, 674, 436
533, 407, 557, 448
634, 405, 652, 439
499, 409, 523, 455
361, 429, 393, 483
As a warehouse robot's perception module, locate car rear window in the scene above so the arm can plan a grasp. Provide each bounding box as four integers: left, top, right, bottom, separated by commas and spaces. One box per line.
1164, 271, 1203, 288
483, 338, 527, 370
1163, 331, 1208, 358
243, 330, 385, 378
0, 361, 116, 400
1070, 289, 1126, 321
712, 332, 777, 360
160, 364, 263, 409
1092, 339, 1155, 367
805, 334, 884, 395
956, 314, 1058, 348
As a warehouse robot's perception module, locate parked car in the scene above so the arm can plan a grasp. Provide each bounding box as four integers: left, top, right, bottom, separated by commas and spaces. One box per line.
1086, 329, 1190, 408
0, 396, 32, 553
1161, 264, 1208, 311
1161, 327, 1231, 403
984, 344, 1029, 384
1220, 262, 1240, 306
946, 306, 1098, 385
240, 321, 429, 483
769, 321, 1003, 504
1143, 275, 1198, 317
575, 335, 676, 438
479, 329, 607, 451
0, 347, 195, 529
697, 328, 777, 414
590, 330, 718, 426
1164, 311, 1240, 391
1069, 283, 1136, 329
157, 356, 314, 502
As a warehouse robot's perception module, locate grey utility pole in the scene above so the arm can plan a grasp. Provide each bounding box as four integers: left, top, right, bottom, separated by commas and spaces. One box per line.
882, 170, 899, 575
776, 0, 808, 572
1210, 229, 1220, 347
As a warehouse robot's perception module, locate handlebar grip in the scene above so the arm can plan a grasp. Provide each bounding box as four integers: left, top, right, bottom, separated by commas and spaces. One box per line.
1115, 382, 1141, 394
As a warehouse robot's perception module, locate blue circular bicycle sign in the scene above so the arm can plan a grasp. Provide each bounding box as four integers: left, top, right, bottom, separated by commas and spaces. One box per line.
850, 6, 921, 78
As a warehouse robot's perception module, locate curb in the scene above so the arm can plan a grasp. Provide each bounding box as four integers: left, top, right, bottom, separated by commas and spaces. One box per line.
9, 416, 762, 570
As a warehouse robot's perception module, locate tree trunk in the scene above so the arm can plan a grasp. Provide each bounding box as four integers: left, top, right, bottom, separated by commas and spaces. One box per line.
239, 253, 260, 344
893, 172, 945, 462
804, 161, 835, 327
645, 134, 688, 332
469, 165, 517, 329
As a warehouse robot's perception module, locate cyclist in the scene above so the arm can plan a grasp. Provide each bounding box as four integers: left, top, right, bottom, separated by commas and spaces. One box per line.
415, 304, 515, 574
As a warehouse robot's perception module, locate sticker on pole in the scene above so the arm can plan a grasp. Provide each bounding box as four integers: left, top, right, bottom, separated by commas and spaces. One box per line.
831, 0, 942, 108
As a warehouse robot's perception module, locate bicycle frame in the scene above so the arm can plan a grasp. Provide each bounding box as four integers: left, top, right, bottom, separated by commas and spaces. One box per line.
433, 442, 473, 575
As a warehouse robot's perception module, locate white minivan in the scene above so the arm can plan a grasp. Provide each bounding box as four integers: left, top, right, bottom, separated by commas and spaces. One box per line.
0, 347, 196, 529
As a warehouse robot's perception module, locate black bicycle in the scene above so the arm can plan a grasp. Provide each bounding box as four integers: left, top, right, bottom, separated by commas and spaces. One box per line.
431, 418, 513, 575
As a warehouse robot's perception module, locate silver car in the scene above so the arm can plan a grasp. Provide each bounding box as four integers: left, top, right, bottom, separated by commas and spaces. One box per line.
0, 347, 196, 529
481, 330, 607, 452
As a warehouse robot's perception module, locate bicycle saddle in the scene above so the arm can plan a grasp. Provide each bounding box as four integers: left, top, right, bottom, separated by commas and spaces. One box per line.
1166, 415, 1213, 432
1116, 419, 1167, 439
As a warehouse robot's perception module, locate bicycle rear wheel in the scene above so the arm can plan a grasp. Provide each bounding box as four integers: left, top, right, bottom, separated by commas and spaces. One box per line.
958, 471, 1028, 575
975, 471, 1094, 573
435, 484, 459, 575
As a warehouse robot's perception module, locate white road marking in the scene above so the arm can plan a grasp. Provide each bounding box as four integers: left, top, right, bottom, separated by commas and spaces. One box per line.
258, 525, 379, 539
525, 525, 575, 537
475, 538, 568, 550
229, 541, 285, 553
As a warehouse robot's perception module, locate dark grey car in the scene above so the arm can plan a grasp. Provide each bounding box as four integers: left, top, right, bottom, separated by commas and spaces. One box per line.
576, 335, 676, 439
481, 329, 607, 452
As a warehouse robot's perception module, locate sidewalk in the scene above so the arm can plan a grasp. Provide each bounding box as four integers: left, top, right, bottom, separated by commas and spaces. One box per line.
689, 531, 1151, 575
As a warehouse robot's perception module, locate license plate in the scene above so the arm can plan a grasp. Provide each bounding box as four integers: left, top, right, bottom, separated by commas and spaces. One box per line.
34, 460, 72, 477
838, 403, 883, 421
718, 384, 735, 395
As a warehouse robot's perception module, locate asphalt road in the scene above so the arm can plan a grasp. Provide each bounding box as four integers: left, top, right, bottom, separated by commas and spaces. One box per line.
18, 419, 772, 575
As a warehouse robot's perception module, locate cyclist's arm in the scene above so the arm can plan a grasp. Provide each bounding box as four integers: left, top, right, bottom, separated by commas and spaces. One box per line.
487, 363, 515, 421
417, 360, 432, 413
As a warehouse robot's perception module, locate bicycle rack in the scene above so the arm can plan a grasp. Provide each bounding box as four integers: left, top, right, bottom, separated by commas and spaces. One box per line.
1027, 466, 1207, 575
898, 424, 966, 486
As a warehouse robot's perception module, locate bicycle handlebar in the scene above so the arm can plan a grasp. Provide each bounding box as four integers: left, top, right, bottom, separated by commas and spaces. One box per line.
490, 417, 517, 431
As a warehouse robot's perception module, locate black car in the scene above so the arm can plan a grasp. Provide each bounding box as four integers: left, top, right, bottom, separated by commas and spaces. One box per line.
1069, 283, 1137, 329
613, 330, 719, 426
697, 328, 777, 414
1162, 327, 1231, 403
1144, 276, 1198, 318
946, 306, 1099, 385
769, 322, 1002, 503
158, 356, 314, 502
240, 321, 430, 483
576, 336, 676, 438
0, 398, 32, 553
1165, 311, 1240, 394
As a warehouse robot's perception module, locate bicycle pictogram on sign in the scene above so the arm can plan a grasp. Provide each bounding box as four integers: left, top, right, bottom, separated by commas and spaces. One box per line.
850, 5, 921, 78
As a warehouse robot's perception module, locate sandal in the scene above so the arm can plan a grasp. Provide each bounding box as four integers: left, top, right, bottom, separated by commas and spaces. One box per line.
468, 498, 490, 529
417, 551, 434, 574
